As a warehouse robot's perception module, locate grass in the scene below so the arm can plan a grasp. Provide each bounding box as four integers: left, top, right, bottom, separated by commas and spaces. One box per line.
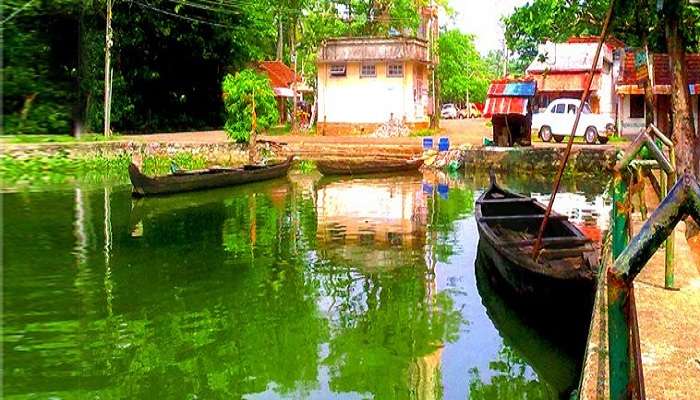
0, 152, 207, 188
1, 133, 122, 144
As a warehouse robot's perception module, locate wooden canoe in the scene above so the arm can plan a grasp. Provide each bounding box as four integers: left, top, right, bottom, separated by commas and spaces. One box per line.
316, 158, 423, 176
475, 174, 598, 306
129, 156, 293, 196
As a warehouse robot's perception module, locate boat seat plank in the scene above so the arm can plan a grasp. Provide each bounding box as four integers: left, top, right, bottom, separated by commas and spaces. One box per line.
537, 247, 592, 259
479, 214, 567, 222
504, 236, 592, 246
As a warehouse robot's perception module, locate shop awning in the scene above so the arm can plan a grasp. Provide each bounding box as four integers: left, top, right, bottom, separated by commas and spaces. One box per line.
532, 72, 601, 92
483, 97, 528, 118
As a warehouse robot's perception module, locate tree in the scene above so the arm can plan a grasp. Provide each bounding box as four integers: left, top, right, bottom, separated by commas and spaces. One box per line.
221, 69, 279, 143
437, 30, 493, 105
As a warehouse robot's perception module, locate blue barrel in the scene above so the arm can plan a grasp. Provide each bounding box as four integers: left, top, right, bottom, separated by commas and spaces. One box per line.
438, 137, 450, 152
422, 137, 434, 150
437, 183, 449, 199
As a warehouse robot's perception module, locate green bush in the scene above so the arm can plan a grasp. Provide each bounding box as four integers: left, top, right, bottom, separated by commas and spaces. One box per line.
221, 69, 279, 143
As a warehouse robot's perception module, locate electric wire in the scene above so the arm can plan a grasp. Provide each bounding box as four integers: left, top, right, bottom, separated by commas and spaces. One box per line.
1, 0, 37, 25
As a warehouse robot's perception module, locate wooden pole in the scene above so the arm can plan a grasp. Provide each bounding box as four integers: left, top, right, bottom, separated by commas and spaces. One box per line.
103, 0, 113, 136
249, 91, 257, 164
532, 1, 615, 259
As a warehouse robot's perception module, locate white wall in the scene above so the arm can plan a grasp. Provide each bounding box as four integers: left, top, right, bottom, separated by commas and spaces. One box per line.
619, 96, 645, 135
317, 61, 428, 124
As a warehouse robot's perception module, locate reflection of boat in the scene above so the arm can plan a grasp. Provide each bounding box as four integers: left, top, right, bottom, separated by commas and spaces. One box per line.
475, 252, 580, 399
475, 175, 597, 305
316, 158, 423, 176
128, 156, 293, 196
129, 178, 291, 235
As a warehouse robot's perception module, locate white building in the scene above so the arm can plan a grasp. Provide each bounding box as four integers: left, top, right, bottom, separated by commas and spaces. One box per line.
525, 36, 624, 120
316, 36, 432, 135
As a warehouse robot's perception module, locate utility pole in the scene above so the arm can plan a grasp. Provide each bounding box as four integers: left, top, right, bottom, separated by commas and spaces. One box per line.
428, 2, 439, 129
291, 22, 298, 133
103, 0, 113, 137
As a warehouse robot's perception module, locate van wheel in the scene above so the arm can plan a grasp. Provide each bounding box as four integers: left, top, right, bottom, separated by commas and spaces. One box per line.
539, 126, 553, 142
598, 136, 609, 144
584, 127, 598, 144
554, 135, 565, 143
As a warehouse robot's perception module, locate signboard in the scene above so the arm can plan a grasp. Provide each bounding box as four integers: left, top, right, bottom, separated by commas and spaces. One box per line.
634, 50, 648, 83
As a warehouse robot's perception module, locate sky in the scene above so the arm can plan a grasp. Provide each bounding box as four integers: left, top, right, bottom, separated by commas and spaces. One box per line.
444, 0, 530, 55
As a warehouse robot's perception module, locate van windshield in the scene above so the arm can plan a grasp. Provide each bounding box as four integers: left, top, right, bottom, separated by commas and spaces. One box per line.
582, 104, 592, 114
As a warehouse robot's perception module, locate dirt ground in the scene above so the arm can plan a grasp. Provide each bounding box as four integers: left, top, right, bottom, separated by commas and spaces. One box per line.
122, 118, 617, 150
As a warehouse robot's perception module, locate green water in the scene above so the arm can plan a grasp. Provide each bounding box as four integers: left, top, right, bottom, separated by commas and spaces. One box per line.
3, 171, 607, 399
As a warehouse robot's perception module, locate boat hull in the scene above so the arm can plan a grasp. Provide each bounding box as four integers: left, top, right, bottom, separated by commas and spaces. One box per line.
129, 157, 293, 196
316, 159, 423, 176
477, 238, 594, 313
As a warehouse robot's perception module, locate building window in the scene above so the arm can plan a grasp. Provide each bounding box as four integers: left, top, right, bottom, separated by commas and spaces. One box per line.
361, 64, 376, 77
387, 63, 404, 77
330, 64, 346, 77
629, 95, 645, 118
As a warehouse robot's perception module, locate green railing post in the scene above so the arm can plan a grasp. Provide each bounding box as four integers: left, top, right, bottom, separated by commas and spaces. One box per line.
607, 273, 631, 400
613, 170, 630, 259
664, 147, 676, 289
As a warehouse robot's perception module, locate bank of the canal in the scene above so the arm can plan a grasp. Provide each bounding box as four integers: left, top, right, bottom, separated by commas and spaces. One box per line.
2, 134, 617, 189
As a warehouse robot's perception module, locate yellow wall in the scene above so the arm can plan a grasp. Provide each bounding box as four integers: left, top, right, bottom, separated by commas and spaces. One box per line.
317, 61, 430, 125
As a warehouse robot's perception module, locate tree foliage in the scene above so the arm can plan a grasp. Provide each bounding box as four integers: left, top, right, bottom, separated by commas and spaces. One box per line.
437, 30, 494, 104
502, 0, 700, 75
221, 69, 279, 143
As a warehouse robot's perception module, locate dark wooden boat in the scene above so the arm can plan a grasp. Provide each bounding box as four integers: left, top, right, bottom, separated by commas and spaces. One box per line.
129, 156, 293, 196
316, 158, 423, 176
475, 174, 598, 305
474, 252, 581, 398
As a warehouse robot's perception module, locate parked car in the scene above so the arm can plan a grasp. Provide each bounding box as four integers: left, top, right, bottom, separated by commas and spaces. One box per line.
441, 104, 459, 119
532, 98, 615, 144
458, 103, 482, 119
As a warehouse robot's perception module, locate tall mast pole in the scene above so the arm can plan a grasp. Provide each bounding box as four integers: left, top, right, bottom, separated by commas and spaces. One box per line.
103, 0, 113, 136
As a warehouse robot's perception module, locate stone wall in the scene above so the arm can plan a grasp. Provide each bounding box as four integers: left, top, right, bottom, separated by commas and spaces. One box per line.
462, 146, 617, 175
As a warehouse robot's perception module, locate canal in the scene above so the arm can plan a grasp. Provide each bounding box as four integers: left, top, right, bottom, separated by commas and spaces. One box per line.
3, 169, 608, 399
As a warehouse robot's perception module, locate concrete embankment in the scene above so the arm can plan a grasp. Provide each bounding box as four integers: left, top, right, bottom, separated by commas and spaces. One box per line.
2, 136, 617, 178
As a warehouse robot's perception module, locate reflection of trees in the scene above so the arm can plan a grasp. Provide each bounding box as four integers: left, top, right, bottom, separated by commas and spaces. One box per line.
428, 185, 474, 262
467, 346, 556, 400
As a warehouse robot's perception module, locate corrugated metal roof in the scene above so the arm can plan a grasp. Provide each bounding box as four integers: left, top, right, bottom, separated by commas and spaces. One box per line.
487, 81, 537, 97
483, 97, 528, 118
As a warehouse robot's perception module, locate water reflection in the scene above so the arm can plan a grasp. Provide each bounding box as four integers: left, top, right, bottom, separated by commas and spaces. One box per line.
2, 170, 607, 399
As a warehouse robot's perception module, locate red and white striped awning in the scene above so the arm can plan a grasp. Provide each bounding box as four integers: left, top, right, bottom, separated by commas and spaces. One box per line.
482, 97, 528, 118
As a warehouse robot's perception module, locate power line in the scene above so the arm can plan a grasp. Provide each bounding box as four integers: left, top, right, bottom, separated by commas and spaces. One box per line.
131, 0, 228, 27
1, 0, 36, 25
160, 0, 242, 16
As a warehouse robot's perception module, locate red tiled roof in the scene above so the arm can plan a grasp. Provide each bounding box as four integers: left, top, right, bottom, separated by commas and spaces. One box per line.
258, 61, 299, 89
619, 52, 700, 87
